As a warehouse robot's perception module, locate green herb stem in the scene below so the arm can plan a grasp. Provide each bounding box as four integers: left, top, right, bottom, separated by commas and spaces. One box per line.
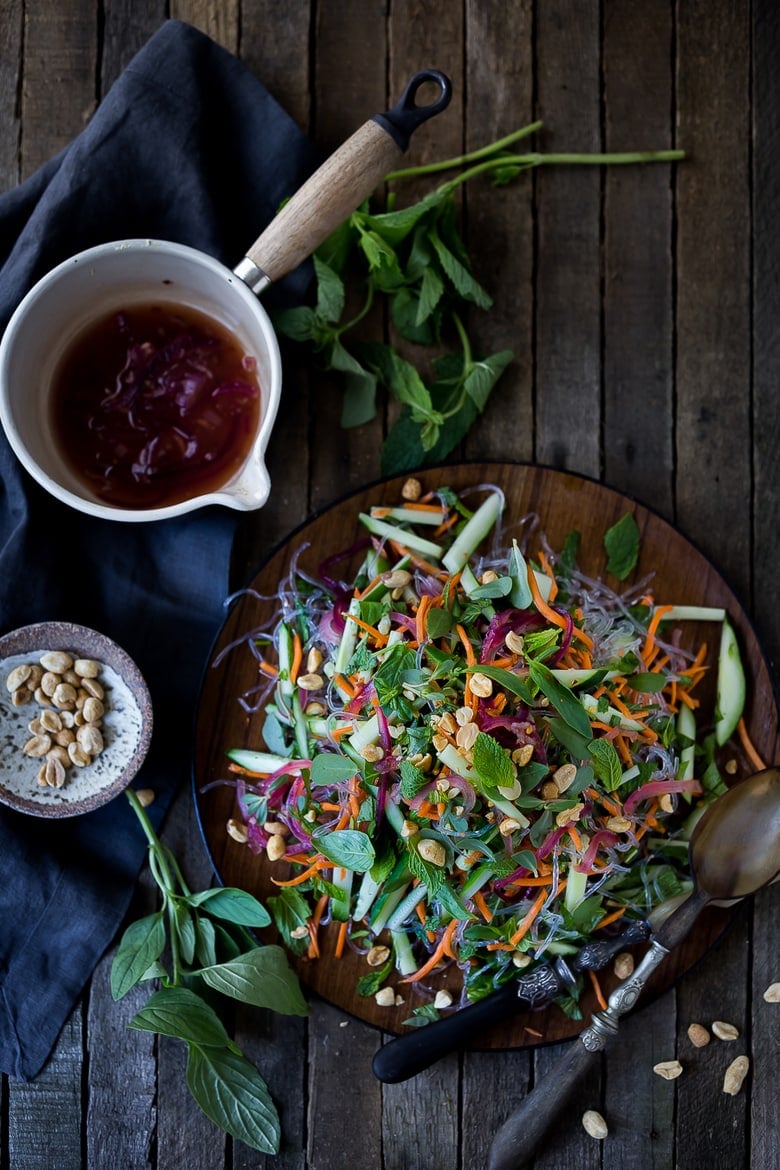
385, 121, 544, 180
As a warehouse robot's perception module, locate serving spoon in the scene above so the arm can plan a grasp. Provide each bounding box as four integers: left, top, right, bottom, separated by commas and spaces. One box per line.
487, 766, 780, 1170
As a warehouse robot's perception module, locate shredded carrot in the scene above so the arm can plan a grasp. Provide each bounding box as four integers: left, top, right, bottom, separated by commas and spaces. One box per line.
527, 563, 593, 648
388, 539, 442, 576
567, 825, 583, 851
472, 890, 493, 923
537, 549, 559, 603
345, 612, 388, 646
401, 919, 459, 982
455, 623, 476, 665
259, 661, 279, 678
290, 632, 303, 684
642, 604, 674, 663
307, 893, 329, 959
594, 905, 627, 930
588, 969, 608, 1011
737, 717, 767, 772
416, 594, 433, 643
510, 882, 566, 946
334, 919, 348, 958
332, 673, 356, 699
271, 857, 330, 887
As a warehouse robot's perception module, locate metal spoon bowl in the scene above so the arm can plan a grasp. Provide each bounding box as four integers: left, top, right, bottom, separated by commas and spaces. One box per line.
487, 767, 780, 1170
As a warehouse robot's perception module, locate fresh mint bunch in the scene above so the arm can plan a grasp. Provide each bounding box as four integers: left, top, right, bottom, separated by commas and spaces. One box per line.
112, 788, 308, 1155
273, 122, 683, 476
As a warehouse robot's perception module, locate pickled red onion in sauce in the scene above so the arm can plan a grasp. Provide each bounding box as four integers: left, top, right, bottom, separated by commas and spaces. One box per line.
50, 304, 261, 508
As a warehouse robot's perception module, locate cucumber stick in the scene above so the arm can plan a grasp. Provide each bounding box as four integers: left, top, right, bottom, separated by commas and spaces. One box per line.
714, 617, 746, 745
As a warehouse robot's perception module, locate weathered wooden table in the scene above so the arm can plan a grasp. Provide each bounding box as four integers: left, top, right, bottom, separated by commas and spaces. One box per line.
2, 2, 778, 1168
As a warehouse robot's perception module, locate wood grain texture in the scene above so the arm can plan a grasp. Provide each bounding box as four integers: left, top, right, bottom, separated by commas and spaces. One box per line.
675, 0, 752, 601
6, 1008, 83, 1170
20, 1, 97, 177
240, 0, 312, 131
462, 0, 535, 464
101, 0, 166, 91
533, 4, 602, 478
169, 0, 239, 52
751, 0, 780, 679
603, 0, 675, 519
309, 0, 388, 509
750, 888, 780, 1170
0, 0, 23, 190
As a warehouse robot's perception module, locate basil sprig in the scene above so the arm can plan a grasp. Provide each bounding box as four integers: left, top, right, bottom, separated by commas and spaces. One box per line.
112, 788, 308, 1154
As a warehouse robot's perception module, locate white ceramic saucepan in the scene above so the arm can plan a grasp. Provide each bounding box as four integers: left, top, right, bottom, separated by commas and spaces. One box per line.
0, 71, 451, 522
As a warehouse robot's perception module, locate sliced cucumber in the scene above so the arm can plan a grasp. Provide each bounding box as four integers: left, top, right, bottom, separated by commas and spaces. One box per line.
714, 617, 746, 746
676, 703, 696, 781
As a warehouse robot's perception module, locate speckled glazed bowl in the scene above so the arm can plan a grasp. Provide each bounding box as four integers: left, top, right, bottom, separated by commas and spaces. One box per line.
0, 621, 152, 817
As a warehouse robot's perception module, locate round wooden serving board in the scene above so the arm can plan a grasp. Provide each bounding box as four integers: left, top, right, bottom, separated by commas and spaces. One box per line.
193, 463, 779, 1048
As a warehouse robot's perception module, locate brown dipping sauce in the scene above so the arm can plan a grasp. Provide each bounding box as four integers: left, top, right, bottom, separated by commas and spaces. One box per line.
51, 303, 261, 508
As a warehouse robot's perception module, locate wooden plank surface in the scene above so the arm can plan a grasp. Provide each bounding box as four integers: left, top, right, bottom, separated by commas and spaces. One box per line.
1, 3, 778, 1170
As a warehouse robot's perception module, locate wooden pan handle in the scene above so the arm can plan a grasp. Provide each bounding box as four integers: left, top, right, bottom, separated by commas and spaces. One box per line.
239, 70, 452, 289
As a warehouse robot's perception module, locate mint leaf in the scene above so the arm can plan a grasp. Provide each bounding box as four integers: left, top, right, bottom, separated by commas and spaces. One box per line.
313, 255, 345, 323
604, 512, 640, 580
399, 758, 429, 800
417, 266, 445, 324
589, 740, 623, 792
111, 911, 166, 1001
186, 1044, 281, 1154
198, 946, 309, 1016
463, 350, 513, 410
273, 305, 318, 342
472, 731, 516, 791
430, 229, 492, 309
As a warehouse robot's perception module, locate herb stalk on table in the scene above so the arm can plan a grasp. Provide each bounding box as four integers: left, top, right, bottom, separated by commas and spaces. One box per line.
111, 787, 307, 1155
273, 122, 684, 476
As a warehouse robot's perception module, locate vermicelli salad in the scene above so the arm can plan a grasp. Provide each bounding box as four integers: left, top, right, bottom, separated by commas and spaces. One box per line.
220, 479, 751, 1020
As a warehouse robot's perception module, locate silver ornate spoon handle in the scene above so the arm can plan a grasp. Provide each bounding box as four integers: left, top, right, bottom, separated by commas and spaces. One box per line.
486, 889, 708, 1170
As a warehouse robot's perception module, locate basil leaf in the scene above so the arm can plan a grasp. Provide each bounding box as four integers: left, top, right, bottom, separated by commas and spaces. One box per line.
625, 672, 667, 693
185, 1044, 280, 1155
110, 911, 166, 1001
198, 946, 309, 1016
509, 540, 533, 608
545, 716, 594, 761
173, 902, 197, 967
357, 958, 394, 997
267, 889, 310, 956
315, 828, 375, 872
527, 659, 592, 738
128, 986, 237, 1050
604, 512, 640, 580
310, 753, 358, 787
194, 916, 218, 969
469, 663, 534, 705
188, 887, 271, 928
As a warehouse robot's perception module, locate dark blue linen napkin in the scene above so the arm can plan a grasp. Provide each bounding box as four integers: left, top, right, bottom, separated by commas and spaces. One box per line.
0, 19, 318, 1080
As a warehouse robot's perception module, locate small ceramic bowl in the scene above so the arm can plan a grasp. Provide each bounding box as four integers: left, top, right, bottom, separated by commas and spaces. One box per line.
0, 621, 152, 817
0, 240, 282, 522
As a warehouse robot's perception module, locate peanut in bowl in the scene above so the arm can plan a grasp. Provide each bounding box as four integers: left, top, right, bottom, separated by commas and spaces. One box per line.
0, 621, 152, 818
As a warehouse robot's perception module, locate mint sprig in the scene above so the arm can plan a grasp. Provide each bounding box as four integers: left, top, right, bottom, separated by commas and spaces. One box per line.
112, 788, 308, 1154
274, 121, 684, 475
